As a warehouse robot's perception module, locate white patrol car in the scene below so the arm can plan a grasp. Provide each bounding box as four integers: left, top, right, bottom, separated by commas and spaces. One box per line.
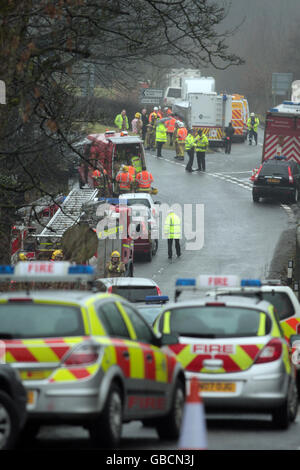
0, 262, 185, 448
153, 276, 298, 429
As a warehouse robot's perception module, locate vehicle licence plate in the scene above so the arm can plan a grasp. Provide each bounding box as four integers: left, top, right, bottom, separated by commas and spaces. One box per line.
27, 390, 37, 405
267, 178, 280, 183
200, 382, 236, 393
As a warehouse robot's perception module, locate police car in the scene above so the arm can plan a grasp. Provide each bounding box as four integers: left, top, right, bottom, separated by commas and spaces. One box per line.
0, 262, 185, 447
153, 276, 298, 429
136, 296, 170, 326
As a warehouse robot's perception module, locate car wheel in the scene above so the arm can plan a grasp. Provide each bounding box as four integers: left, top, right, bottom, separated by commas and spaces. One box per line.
89, 383, 123, 448
252, 193, 260, 203
291, 189, 299, 204
155, 379, 185, 440
0, 390, 20, 450
152, 240, 158, 256
272, 378, 298, 429
146, 245, 153, 262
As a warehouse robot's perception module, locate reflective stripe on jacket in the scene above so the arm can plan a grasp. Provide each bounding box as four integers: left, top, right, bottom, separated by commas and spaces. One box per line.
114, 114, 129, 130
156, 123, 167, 143
164, 212, 181, 239
195, 134, 209, 152
136, 171, 153, 189
176, 127, 187, 142
116, 172, 133, 189
247, 117, 259, 132
185, 134, 195, 150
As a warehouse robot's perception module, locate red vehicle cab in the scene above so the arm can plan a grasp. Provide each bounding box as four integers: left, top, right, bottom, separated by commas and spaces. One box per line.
78, 131, 146, 195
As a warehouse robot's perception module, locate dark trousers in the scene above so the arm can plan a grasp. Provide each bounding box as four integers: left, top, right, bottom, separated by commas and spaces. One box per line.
196, 152, 206, 171
186, 149, 194, 171
157, 141, 164, 157
167, 132, 173, 146
224, 138, 232, 154
168, 238, 181, 258
249, 129, 257, 144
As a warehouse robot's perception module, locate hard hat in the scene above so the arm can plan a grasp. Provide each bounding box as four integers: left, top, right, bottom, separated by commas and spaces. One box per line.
52, 249, 63, 260
135, 112, 141, 118
154, 107, 158, 111
122, 165, 129, 172
18, 253, 27, 261
250, 112, 255, 116
111, 251, 120, 258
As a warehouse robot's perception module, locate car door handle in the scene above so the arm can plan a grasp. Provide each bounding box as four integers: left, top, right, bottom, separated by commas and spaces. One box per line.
122, 351, 130, 359
146, 354, 153, 362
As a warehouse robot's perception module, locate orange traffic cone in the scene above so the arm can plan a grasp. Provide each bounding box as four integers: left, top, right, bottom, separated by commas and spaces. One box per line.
178, 377, 208, 450
250, 167, 258, 182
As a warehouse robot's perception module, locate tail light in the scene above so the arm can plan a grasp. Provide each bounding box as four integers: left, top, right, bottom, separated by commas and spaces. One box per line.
288, 167, 294, 184
254, 164, 263, 181
156, 286, 162, 296
63, 343, 101, 366
254, 338, 282, 364
107, 286, 113, 293
205, 302, 226, 307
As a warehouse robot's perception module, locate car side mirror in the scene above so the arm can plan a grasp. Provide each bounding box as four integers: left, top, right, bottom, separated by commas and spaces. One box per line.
160, 333, 179, 346
154, 201, 161, 205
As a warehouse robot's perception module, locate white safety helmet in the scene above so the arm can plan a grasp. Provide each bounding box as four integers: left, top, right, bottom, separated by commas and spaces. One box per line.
250, 112, 255, 117
154, 107, 158, 111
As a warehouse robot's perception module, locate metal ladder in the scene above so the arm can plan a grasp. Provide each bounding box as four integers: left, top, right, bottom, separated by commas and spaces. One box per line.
39, 188, 98, 238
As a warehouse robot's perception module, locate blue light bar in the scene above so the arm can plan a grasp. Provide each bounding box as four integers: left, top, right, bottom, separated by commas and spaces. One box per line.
97, 198, 127, 205
0, 266, 14, 275
241, 279, 262, 287
68, 266, 95, 275
175, 278, 196, 287
145, 295, 169, 303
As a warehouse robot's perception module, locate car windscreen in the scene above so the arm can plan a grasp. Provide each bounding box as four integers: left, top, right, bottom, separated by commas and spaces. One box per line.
260, 163, 289, 177
167, 306, 271, 338
125, 199, 151, 208
111, 286, 157, 302
167, 88, 181, 98
137, 306, 163, 325
0, 303, 84, 339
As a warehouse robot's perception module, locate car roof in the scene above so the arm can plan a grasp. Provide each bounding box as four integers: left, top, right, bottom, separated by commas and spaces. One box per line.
0, 290, 120, 305
119, 193, 153, 201
160, 296, 273, 314
96, 277, 158, 287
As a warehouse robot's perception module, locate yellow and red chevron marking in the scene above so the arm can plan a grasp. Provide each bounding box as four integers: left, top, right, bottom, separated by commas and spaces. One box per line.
49, 364, 99, 382
4, 337, 86, 364
281, 317, 300, 342
232, 110, 242, 120
169, 343, 264, 373
193, 126, 223, 141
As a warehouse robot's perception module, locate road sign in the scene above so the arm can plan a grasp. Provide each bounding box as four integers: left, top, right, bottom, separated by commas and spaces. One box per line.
140, 97, 161, 105
272, 73, 293, 96
140, 88, 164, 98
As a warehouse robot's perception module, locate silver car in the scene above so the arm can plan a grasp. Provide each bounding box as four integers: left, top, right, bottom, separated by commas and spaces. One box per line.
153, 295, 298, 429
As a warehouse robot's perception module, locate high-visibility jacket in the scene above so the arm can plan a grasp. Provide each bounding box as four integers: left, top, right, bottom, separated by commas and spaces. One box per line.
166, 117, 176, 133
116, 171, 133, 190
176, 127, 187, 142
247, 116, 259, 132
131, 156, 142, 174
114, 114, 129, 130
155, 123, 167, 143
136, 170, 153, 191
185, 134, 195, 150
164, 212, 181, 239
127, 165, 136, 181
157, 110, 163, 119
195, 134, 209, 152
92, 168, 107, 179
149, 112, 158, 124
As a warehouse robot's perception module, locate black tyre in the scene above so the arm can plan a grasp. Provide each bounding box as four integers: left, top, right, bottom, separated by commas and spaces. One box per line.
89, 383, 123, 448
146, 245, 153, 262
252, 193, 260, 203
155, 379, 185, 440
0, 390, 21, 450
272, 378, 298, 430
152, 240, 158, 257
